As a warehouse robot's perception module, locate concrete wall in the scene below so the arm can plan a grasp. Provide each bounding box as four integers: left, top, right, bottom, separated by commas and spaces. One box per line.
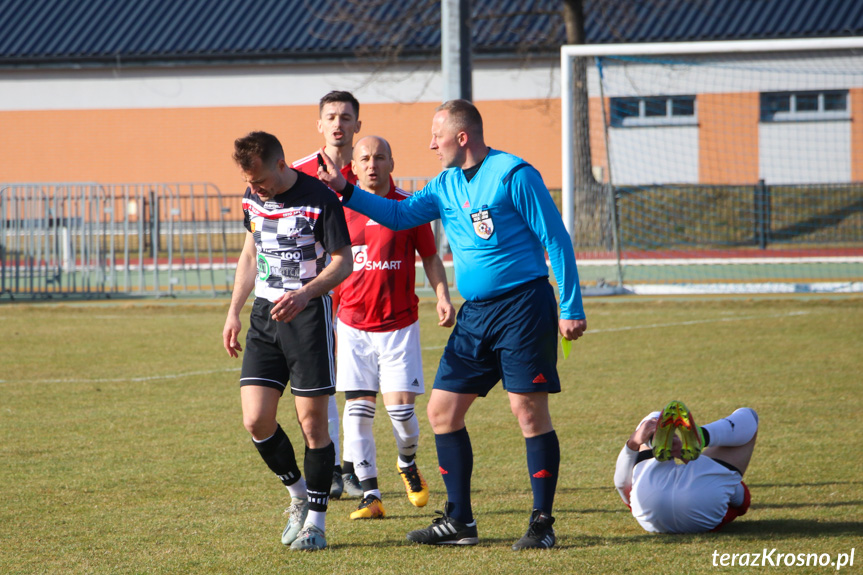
0, 59, 565, 195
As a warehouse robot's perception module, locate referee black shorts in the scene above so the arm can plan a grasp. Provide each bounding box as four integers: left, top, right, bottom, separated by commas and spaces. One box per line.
434, 277, 561, 397
240, 296, 336, 397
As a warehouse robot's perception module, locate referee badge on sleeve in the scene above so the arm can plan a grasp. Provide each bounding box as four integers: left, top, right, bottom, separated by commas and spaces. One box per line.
471, 208, 494, 240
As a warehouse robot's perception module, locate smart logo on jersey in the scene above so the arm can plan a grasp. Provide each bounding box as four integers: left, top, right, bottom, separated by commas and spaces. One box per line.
471, 208, 494, 240
352, 245, 368, 272
263, 201, 284, 210
256, 254, 270, 280
352, 244, 402, 271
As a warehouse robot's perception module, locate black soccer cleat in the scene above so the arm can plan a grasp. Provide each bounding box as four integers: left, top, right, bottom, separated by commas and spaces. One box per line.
341, 472, 363, 498
330, 470, 344, 500
406, 504, 478, 546
512, 509, 556, 550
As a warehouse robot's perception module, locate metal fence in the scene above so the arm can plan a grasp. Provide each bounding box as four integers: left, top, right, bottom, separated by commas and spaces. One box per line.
1, 183, 233, 299
2, 179, 452, 300
615, 181, 863, 249
6, 177, 860, 300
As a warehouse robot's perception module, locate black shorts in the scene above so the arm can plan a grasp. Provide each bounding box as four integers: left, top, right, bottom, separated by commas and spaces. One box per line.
240, 296, 336, 397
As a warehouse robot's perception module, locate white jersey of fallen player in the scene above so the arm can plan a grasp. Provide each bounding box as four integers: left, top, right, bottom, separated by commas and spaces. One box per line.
615, 444, 742, 534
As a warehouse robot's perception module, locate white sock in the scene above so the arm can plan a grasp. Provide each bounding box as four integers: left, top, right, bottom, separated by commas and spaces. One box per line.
305, 510, 325, 532
703, 407, 758, 447
341, 401, 353, 465
286, 477, 307, 499
327, 394, 340, 465
345, 400, 377, 482
386, 403, 420, 465
364, 489, 382, 500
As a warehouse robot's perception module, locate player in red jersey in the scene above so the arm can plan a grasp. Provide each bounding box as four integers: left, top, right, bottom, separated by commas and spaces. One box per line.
291, 91, 363, 498
291, 90, 360, 188
338, 135, 455, 519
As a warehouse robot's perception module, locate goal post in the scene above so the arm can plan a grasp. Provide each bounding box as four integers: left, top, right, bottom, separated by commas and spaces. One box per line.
561, 37, 863, 295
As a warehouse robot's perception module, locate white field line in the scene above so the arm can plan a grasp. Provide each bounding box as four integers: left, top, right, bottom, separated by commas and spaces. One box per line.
574, 257, 863, 266
585, 310, 810, 334
421, 310, 810, 350
0, 367, 239, 385
412, 257, 863, 268
628, 282, 863, 295
3, 312, 814, 380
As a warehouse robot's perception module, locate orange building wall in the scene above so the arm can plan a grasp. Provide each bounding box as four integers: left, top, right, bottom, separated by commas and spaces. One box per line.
0, 98, 564, 197
698, 92, 760, 185
851, 88, 863, 182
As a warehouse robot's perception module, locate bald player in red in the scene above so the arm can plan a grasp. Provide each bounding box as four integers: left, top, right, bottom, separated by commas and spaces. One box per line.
335, 134, 454, 520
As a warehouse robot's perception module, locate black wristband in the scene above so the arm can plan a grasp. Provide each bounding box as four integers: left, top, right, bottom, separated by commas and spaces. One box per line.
340, 182, 354, 202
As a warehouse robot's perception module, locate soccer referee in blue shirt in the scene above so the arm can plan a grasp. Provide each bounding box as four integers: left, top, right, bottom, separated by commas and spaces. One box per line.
317, 99, 587, 550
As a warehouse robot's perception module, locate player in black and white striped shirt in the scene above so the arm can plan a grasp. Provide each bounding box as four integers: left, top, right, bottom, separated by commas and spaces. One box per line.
223, 131, 352, 552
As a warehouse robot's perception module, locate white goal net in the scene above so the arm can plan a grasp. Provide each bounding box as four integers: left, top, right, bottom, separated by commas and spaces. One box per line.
561, 38, 863, 295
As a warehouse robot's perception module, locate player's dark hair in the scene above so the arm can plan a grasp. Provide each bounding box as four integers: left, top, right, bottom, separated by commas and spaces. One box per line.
437, 99, 484, 140
233, 131, 284, 170
319, 90, 360, 119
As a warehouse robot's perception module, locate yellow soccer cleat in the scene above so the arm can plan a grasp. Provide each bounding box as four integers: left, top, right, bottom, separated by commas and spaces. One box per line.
672, 400, 704, 462
653, 401, 679, 462
349, 495, 386, 520
398, 462, 429, 507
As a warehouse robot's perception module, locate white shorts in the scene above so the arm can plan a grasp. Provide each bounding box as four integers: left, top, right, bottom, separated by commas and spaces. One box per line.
336, 320, 425, 395
630, 456, 741, 533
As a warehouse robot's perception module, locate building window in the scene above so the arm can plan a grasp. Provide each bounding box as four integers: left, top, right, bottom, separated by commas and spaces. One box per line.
760, 90, 849, 122
610, 96, 696, 127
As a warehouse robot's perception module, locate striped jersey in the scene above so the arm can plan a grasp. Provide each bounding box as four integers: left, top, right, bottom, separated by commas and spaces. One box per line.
242, 171, 350, 302
338, 183, 437, 332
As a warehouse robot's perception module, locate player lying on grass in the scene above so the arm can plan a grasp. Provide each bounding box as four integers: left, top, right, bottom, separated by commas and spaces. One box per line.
614, 400, 758, 533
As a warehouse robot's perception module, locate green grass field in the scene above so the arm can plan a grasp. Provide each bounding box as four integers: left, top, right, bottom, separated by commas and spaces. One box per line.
1, 295, 861, 574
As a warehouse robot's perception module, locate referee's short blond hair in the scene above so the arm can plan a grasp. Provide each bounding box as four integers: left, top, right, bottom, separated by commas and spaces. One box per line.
437, 99, 484, 140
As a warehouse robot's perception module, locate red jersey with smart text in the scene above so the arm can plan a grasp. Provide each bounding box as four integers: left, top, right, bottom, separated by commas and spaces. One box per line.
339, 183, 438, 332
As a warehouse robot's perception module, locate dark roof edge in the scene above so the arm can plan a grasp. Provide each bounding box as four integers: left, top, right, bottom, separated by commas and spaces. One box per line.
0, 48, 561, 72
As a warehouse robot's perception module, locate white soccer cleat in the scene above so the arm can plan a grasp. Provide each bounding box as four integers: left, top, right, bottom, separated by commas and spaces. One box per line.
290, 524, 327, 551
281, 497, 309, 545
